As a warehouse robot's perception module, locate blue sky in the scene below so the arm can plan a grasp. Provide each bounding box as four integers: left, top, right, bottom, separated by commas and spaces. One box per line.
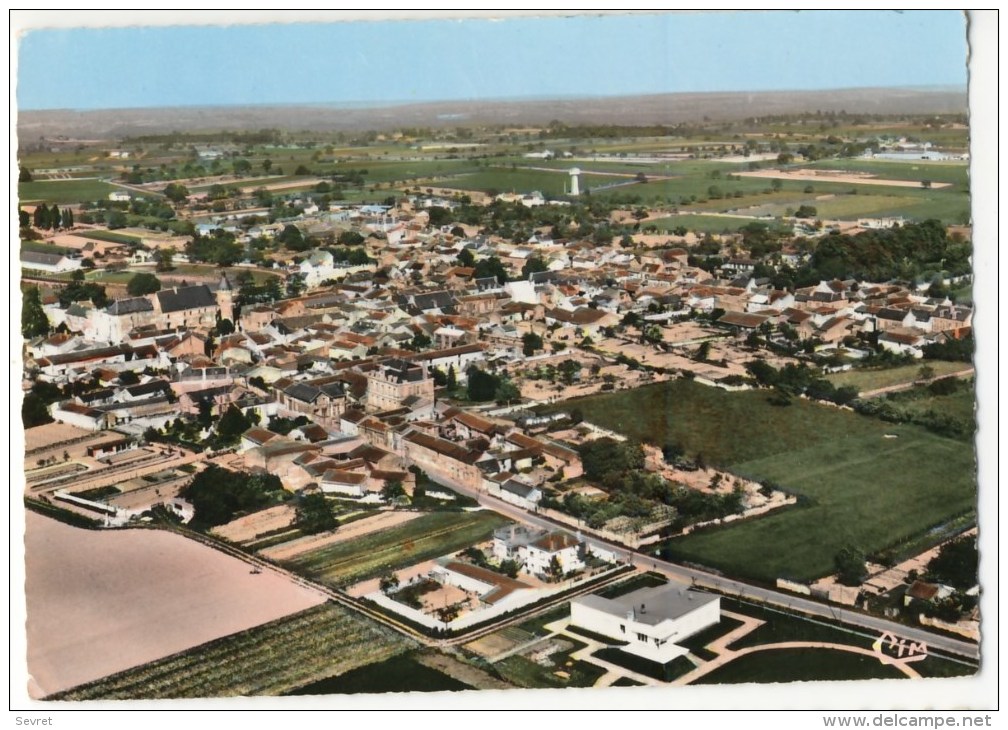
15, 10, 969, 111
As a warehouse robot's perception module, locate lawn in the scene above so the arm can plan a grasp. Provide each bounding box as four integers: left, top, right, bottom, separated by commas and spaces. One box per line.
492, 638, 607, 689
282, 510, 511, 587
70, 229, 143, 244
693, 647, 907, 684
649, 214, 762, 234
19, 179, 132, 204
542, 379, 977, 582
719, 596, 975, 679
593, 648, 696, 682
285, 651, 471, 695
826, 362, 973, 393
340, 158, 481, 184
51, 602, 415, 699
804, 158, 970, 188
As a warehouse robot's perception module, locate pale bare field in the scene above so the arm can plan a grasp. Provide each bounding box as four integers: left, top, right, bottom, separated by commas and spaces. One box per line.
259, 509, 422, 562
24, 511, 327, 698
736, 168, 952, 189
211, 504, 296, 543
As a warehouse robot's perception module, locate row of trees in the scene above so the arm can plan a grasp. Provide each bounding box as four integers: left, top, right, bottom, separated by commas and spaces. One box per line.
745, 359, 859, 407
24, 203, 75, 230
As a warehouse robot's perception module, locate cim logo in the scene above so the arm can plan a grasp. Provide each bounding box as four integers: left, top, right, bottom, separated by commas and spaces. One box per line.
872, 631, 928, 664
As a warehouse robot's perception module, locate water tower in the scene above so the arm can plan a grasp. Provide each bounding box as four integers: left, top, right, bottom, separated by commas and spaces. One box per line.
568, 167, 581, 196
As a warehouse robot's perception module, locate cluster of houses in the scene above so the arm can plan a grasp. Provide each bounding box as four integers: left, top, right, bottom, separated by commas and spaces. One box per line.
25, 195, 972, 508
712, 276, 971, 358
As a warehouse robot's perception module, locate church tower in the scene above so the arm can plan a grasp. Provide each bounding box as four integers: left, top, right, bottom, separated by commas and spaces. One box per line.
216, 272, 235, 323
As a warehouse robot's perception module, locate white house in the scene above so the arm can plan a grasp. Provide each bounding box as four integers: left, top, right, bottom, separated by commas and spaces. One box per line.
570, 585, 721, 664
492, 525, 583, 577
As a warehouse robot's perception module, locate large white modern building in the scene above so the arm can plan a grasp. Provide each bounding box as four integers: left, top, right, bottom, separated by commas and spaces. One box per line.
570, 584, 721, 663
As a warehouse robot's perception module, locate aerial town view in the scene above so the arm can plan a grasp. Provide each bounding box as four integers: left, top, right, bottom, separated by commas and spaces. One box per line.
12, 10, 991, 712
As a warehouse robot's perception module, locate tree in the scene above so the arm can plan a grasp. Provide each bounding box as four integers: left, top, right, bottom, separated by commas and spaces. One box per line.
466, 367, 500, 402
337, 230, 365, 246
547, 555, 564, 582
278, 224, 309, 251
694, 341, 712, 362
446, 365, 457, 390
926, 536, 978, 590
180, 465, 284, 529
474, 255, 509, 285
558, 359, 582, 385
834, 545, 868, 586
19, 208, 30, 228
215, 405, 256, 445
916, 364, 936, 383
107, 210, 128, 229
295, 493, 337, 534
522, 331, 543, 356
126, 272, 162, 296
21, 286, 50, 338
22, 391, 54, 428
456, 247, 475, 267
521, 255, 548, 280
33, 203, 49, 229
154, 247, 175, 272
494, 379, 520, 405
381, 479, 406, 504
19, 166, 33, 182
286, 273, 307, 298
426, 205, 451, 227
163, 182, 190, 203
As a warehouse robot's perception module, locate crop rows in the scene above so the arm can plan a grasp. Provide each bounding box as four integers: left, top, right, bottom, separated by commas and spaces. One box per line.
53, 602, 416, 700
284, 511, 510, 587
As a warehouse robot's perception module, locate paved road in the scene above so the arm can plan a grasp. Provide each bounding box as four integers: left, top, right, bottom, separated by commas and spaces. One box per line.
442, 477, 980, 661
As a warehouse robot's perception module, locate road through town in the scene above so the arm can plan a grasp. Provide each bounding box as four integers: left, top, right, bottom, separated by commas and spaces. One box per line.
443, 478, 980, 661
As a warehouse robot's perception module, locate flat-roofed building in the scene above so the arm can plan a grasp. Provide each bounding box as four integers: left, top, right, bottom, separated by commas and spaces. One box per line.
570, 585, 720, 664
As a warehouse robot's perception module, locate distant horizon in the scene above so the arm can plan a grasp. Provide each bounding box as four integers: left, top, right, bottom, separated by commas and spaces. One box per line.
14, 11, 969, 112
19, 83, 969, 116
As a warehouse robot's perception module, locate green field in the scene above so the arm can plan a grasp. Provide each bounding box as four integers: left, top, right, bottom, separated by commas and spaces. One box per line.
492, 638, 607, 689
694, 647, 908, 684
649, 214, 766, 234
20, 179, 124, 204
20, 240, 73, 255
286, 651, 471, 695
51, 602, 416, 699
281, 510, 511, 587
805, 158, 970, 187
71, 229, 143, 244
881, 383, 977, 425
543, 379, 976, 582
826, 362, 973, 393
439, 167, 617, 197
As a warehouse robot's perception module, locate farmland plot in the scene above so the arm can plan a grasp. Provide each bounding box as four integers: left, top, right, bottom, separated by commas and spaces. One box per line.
283, 510, 511, 588
53, 602, 415, 699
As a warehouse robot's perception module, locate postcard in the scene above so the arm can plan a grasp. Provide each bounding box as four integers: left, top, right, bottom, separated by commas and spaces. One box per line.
9, 9, 997, 720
